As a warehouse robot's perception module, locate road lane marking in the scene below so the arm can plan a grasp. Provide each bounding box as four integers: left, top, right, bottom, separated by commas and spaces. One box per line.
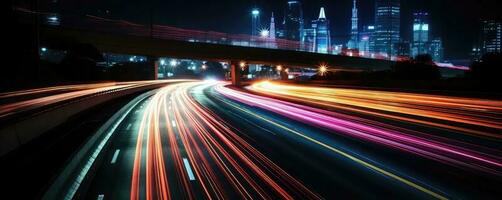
172, 120, 176, 127
111, 149, 121, 164
183, 158, 196, 181
218, 93, 448, 200
61, 95, 147, 200
126, 123, 132, 130
97, 194, 104, 200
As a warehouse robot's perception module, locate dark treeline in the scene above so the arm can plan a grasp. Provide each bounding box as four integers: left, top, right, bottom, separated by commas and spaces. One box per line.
311, 53, 502, 94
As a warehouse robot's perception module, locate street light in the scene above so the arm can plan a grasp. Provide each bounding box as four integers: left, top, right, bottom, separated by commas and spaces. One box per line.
170, 59, 178, 67
202, 64, 207, 70
239, 61, 246, 68
318, 64, 328, 76
260, 29, 270, 38
252, 9, 260, 16
276, 65, 283, 71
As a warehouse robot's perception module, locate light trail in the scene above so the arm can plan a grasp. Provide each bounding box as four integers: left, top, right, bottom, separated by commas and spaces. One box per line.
211, 90, 447, 200
81, 81, 501, 199
248, 81, 502, 139
0, 80, 188, 119
217, 83, 502, 175
129, 82, 321, 199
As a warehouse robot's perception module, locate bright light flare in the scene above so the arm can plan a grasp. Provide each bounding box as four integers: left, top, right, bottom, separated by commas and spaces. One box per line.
260, 29, 270, 38
318, 65, 328, 76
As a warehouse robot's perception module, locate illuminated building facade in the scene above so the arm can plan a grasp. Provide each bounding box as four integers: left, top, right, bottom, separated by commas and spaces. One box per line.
411, 12, 430, 57
374, 0, 400, 57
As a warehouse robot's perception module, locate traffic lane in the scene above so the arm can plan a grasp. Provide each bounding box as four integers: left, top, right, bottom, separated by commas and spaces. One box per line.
84, 92, 153, 200
219, 84, 502, 175
208, 83, 501, 198
247, 81, 502, 141
84, 82, 321, 200
195, 83, 449, 199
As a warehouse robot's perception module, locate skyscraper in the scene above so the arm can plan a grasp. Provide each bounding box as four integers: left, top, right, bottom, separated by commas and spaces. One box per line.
269, 12, 277, 48
311, 7, 331, 53
251, 8, 261, 36
411, 12, 430, 57
347, 0, 359, 49
374, 0, 400, 58
302, 26, 316, 52
269, 12, 276, 40
429, 38, 444, 62
359, 25, 375, 56
481, 20, 501, 54
284, 1, 304, 42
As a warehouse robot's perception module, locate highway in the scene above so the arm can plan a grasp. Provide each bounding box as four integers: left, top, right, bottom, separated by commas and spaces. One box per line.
72, 81, 501, 199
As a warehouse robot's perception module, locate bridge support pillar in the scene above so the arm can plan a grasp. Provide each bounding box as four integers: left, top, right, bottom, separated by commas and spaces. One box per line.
147, 56, 159, 80
230, 61, 241, 86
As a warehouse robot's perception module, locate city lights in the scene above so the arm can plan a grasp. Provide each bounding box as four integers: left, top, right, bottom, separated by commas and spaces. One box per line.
8, 1, 502, 199
259, 29, 270, 37
318, 64, 328, 75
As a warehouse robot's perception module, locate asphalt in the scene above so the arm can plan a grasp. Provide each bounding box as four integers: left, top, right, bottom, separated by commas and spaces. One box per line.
76, 81, 502, 199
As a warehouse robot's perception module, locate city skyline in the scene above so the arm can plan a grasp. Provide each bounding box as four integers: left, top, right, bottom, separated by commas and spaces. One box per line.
7, 0, 502, 199
86, 0, 500, 60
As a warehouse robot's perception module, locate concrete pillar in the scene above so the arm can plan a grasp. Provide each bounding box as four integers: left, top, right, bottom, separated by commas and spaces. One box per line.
147, 56, 159, 80
154, 60, 159, 80
230, 61, 242, 86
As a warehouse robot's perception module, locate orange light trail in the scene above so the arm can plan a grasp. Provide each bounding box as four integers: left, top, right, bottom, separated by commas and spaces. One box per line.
129, 82, 322, 199
0, 80, 190, 119
248, 81, 502, 139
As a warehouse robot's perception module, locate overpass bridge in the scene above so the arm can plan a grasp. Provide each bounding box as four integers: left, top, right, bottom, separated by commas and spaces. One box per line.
38, 14, 395, 85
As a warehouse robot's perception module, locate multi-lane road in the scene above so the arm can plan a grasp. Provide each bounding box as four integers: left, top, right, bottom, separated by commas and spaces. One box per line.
61, 81, 502, 199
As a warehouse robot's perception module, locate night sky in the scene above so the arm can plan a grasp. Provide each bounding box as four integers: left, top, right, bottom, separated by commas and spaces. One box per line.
86, 0, 501, 60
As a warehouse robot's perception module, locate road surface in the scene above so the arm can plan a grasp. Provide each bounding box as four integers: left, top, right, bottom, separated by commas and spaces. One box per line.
65, 81, 502, 199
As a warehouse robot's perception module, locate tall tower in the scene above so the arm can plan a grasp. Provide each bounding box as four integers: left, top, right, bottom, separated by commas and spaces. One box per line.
270, 12, 276, 40
481, 20, 502, 54
347, 0, 359, 49
411, 12, 430, 57
284, 1, 304, 41
313, 7, 331, 53
374, 0, 400, 58
251, 8, 261, 36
